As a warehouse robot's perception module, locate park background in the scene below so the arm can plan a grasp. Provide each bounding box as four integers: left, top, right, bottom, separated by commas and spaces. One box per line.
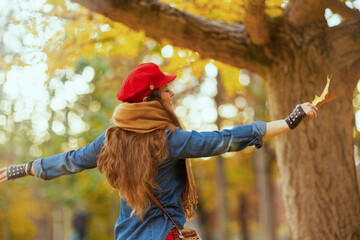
0, 0, 360, 239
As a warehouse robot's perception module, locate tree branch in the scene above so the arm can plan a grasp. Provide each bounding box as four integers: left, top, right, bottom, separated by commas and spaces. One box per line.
328, 0, 360, 21
71, 0, 270, 73
244, 0, 271, 45
284, 0, 327, 27
327, 18, 360, 84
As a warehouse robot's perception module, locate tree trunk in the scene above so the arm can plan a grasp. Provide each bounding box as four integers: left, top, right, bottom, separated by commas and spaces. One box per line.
214, 73, 230, 240
238, 193, 249, 240
215, 155, 229, 240
254, 145, 276, 240
1, 209, 10, 240
264, 53, 360, 238
52, 206, 63, 240
194, 196, 212, 240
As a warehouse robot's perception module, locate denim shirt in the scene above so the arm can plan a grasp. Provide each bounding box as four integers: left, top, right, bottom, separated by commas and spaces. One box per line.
33, 121, 266, 240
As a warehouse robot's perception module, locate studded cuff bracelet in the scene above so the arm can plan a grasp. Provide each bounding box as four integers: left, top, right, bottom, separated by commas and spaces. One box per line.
285, 104, 306, 130
7, 161, 34, 180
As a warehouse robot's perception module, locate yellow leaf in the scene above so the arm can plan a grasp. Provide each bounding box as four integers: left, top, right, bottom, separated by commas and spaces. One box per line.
312, 95, 320, 105
312, 76, 336, 108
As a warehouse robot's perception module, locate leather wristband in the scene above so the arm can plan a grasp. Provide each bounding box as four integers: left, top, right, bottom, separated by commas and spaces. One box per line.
285, 104, 306, 130
26, 161, 34, 176
7, 161, 34, 180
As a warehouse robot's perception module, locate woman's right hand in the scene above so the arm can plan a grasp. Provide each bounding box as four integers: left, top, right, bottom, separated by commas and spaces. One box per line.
0, 167, 8, 183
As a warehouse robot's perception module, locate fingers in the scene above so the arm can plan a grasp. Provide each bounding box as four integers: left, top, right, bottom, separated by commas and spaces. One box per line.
301, 102, 318, 111
308, 109, 317, 119
0, 167, 8, 183
309, 107, 317, 119
300, 102, 318, 119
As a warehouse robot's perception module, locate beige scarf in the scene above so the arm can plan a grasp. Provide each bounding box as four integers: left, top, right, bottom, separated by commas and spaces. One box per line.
112, 101, 198, 220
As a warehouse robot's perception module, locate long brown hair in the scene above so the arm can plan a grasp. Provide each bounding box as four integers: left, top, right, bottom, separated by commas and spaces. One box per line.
97, 88, 182, 218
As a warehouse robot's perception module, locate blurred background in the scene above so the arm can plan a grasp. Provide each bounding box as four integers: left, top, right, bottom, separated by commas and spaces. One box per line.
0, 0, 360, 239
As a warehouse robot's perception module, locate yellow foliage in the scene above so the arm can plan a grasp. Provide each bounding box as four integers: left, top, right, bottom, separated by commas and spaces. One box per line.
41, 0, 287, 78
42, 4, 147, 75
160, 0, 284, 22
46, 0, 63, 5
160, 0, 245, 22
192, 158, 217, 211
215, 61, 243, 95
265, 0, 285, 17
7, 183, 46, 239
0, 1, 282, 237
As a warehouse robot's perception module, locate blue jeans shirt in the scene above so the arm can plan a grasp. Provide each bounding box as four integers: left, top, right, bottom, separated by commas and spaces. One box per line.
33, 122, 266, 240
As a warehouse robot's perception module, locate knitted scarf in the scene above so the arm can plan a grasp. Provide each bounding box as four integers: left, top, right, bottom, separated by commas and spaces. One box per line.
112, 101, 198, 220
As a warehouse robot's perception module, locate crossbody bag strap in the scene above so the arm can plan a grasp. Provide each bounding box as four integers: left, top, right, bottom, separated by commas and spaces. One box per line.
148, 192, 183, 237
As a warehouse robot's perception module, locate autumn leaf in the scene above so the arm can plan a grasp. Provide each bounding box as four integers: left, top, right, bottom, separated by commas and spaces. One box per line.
312, 76, 337, 108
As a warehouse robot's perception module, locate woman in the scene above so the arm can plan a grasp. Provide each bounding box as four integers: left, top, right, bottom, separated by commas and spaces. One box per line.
0, 63, 318, 239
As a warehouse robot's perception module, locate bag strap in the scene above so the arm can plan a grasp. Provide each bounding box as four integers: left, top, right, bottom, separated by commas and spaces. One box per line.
148, 192, 183, 237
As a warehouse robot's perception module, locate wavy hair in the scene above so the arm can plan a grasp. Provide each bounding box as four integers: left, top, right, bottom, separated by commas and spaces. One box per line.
97, 88, 182, 218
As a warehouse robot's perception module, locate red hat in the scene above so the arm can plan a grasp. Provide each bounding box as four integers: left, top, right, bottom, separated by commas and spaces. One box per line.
117, 63, 177, 103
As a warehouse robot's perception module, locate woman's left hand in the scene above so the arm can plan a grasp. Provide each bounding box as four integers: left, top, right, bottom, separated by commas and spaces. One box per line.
300, 102, 318, 120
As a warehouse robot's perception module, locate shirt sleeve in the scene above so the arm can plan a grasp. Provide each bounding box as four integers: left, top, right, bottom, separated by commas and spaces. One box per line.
166, 121, 266, 160
32, 133, 106, 180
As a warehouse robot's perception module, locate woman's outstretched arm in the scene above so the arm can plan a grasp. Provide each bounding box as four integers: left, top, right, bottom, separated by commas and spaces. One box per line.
0, 132, 106, 183
262, 102, 318, 141
167, 102, 318, 160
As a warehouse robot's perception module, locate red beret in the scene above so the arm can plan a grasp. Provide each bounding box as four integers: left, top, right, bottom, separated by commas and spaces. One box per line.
117, 63, 177, 103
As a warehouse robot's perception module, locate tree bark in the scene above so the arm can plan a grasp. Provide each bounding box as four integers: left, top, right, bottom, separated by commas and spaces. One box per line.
266, 74, 360, 239
244, 0, 271, 45
326, 19, 360, 74
328, 0, 360, 21
284, 0, 327, 27
263, 23, 360, 237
